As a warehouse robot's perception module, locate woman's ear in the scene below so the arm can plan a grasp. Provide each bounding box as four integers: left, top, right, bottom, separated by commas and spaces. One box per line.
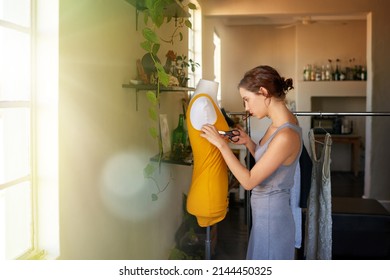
259, 87, 269, 97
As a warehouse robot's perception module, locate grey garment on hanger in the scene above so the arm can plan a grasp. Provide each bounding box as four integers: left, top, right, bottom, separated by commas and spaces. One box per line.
305, 129, 333, 260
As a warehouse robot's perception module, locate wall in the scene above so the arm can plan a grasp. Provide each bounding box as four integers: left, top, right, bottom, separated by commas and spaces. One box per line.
295, 20, 367, 154
294, 19, 366, 171
58, 0, 192, 259
202, 21, 296, 111
199, 0, 390, 205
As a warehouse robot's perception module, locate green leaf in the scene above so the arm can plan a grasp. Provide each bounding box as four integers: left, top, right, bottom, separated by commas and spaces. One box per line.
140, 40, 152, 52
157, 67, 170, 87
142, 28, 159, 44
154, 15, 164, 28
149, 126, 158, 139
151, 193, 158, 201
146, 0, 165, 27
159, 74, 169, 87
148, 107, 158, 121
143, 11, 149, 25
179, 32, 183, 41
188, 3, 197, 10
154, 61, 165, 73
184, 19, 192, 29
146, 91, 158, 105
144, 163, 156, 178
151, 43, 160, 56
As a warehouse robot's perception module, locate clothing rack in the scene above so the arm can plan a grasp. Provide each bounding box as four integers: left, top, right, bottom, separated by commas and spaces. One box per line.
229, 111, 390, 117
292, 111, 390, 117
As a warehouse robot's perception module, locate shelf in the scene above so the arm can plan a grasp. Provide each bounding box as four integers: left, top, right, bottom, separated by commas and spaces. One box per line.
300, 80, 367, 83
122, 83, 195, 110
124, 0, 190, 18
124, 0, 190, 30
122, 83, 195, 92
150, 152, 193, 166
297, 80, 366, 100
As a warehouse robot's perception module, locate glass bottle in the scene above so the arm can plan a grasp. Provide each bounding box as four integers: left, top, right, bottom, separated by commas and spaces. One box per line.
321, 65, 326, 81
325, 64, 331, 81
303, 65, 308, 81
334, 64, 340, 81
171, 114, 187, 160
310, 65, 316, 81
315, 66, 321, 81
303, 65, 311, 81
361, 67, 367, 80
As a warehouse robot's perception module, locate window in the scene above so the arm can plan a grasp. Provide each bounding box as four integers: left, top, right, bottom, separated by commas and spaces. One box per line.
0, 0, 34, 260
0, 0, 59, 260
188, 1, 201, 89
213, 31, 221, 106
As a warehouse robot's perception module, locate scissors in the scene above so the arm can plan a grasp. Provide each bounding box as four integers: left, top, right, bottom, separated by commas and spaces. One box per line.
218, 129, 240, 142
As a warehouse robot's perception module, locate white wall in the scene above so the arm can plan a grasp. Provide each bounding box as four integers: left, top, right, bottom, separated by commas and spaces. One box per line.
58, 0, 192, 259
202, 23, 296, 111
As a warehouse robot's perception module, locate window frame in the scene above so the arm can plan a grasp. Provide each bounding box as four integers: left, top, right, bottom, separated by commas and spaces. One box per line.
0, 0, 59, 260
188, 1, 202, 89
0, 0, 35, 259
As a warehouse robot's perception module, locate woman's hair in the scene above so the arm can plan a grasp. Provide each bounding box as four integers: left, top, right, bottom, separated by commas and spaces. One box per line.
238, 65, 294, 99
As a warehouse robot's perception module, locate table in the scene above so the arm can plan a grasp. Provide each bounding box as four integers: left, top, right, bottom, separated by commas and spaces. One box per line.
314, 134, 361, 176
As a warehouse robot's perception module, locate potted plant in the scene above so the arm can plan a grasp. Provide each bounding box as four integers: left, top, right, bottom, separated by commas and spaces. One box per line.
163, 50, 200, 87
175, 54, 200, 87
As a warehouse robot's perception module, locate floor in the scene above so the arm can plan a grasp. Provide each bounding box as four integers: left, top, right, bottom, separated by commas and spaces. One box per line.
213, 171, 365, 260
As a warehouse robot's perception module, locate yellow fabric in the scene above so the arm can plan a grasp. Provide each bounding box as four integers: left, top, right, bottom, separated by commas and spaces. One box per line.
186, 94, 229, 227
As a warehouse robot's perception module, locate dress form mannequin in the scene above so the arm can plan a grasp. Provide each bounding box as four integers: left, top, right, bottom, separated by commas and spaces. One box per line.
186, 79, 229, 228
189, 79, 220, 130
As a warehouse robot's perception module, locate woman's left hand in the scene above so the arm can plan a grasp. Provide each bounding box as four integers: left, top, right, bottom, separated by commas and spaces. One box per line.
200, 124, 227, 149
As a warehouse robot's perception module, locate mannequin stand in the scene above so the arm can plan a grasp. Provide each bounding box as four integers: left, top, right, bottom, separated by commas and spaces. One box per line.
205, 226, 211, 259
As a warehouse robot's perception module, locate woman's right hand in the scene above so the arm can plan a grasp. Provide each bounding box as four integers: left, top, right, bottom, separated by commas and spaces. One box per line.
231, 125, 250, 146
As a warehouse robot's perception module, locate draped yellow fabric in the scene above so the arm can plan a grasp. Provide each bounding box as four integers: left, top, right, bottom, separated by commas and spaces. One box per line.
186, 94, 229, 227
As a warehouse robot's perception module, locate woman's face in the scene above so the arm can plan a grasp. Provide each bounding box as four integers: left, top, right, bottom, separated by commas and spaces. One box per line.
239, 87, 267, 119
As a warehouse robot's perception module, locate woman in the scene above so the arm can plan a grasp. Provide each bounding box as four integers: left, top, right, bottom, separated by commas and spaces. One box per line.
200, 65, 302, 259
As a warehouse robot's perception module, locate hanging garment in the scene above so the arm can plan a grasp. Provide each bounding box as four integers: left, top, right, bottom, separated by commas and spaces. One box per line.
246, 123, 302, 260
291, 163, 302, 249
299, 144, 313, 208
186, 93, 229, 227
305, 129, 333, 260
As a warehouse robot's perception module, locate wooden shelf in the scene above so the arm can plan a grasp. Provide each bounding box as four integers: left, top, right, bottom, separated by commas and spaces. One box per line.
122, 83, 195, 110
150, 152, 193, 166
124, 0, 190, 29
122, 83, 195, 92
124, 0, 190, 18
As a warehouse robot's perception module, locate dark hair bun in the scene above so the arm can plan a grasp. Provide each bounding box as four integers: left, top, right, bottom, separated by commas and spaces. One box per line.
282, 78, 294, 92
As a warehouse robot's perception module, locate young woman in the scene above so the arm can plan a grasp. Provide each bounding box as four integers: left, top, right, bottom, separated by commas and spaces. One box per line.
200, 65, 302, 259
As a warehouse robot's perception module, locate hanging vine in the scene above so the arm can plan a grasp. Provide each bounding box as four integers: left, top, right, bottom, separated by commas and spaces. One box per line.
127, 0, 197, 200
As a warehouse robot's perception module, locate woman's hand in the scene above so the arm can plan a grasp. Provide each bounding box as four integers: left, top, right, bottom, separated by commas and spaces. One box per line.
230, 125, 250, 146
201, 124, 250, 148
200, 124, 227, 149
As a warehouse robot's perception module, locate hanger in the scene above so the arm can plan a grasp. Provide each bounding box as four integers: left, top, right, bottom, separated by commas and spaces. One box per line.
313, 112, 329, 145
